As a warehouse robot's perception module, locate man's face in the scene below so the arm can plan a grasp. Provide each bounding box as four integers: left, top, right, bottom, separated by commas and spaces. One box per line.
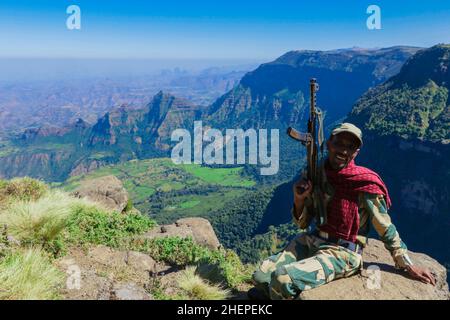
326, 132, 360, 170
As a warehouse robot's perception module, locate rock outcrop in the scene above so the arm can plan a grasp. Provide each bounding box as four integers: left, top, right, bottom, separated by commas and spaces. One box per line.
299, 239, 449, 300
56, 245, 157, 300
111, 283, 152, 300
142, 217, 221, 250
72, 175, 129, 213
55, 230, 449, 300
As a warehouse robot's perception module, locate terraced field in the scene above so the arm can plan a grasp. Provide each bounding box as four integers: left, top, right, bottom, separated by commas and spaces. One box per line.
61, 158, 256, 223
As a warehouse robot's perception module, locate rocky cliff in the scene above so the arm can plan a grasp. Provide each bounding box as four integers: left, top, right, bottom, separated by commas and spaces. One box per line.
300, 239, 449, 300
346, 44, 450, 279
207, 46, 419, 129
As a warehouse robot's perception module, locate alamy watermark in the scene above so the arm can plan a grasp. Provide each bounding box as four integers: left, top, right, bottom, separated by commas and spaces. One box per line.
366, 265, 381, 290
367, 5, 381, 30
64, 5, 380, 33
171, 121, 279, 175
66, 264, 81, 290
66, 5, 81, 30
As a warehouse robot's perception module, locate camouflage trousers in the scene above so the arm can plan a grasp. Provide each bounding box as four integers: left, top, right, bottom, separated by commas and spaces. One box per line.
252, 233, 363, 300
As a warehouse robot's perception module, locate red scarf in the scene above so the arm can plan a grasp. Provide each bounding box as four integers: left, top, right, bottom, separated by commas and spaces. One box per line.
321, 160, 391, 242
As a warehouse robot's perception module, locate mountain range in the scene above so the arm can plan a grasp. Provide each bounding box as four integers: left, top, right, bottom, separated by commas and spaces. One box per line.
0, 66, 249, 136
0, 46, 420, 182
1, 43, 449, 281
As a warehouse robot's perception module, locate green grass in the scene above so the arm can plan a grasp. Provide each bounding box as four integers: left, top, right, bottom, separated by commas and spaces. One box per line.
179, 200, 201, 209
0, 178, 167, 299
89, 151, 115, 160
63, 203, 156, 249
0, 140, 19, 157
127, 236, 253, 289
0, 191, 73, 252
0, 177, 254, 299
26, 143, 73, 152
62, 159, 190, 200
129, 236, 212, 266
180, 164, 255, 187
61, 158, 256, 222
0, 186, 156, 255
0, 248, 64, 300
0, 177, 48, 202
178, 266, 231, 300
151, 189, 245, 224
64, 158, 255, 191
0, 147, 19, 157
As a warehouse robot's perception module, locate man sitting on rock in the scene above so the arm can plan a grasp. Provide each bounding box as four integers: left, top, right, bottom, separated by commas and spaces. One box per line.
250, 123, 436, 300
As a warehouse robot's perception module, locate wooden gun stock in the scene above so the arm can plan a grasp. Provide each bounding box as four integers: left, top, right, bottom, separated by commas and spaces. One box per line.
286, 127, 311, 144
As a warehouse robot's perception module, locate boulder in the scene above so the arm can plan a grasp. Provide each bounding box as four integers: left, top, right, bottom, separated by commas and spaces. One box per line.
88, 245, 128, 268
86, 245, 157, 274
299, 239, 449, 300
72, 175, 128, 213
56, 247, 158, 300
176, 218, 221, 250
57, 257, 112, 300
112, 282, 153, 300
126, 251, 157, 273
142, 217, 221, 250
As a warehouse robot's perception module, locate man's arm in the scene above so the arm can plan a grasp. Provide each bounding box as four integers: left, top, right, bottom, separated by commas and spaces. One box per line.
362, 193, 436, 284
361, 193, 412, 269
292, 179, 313, 229
292, 197, 314, 229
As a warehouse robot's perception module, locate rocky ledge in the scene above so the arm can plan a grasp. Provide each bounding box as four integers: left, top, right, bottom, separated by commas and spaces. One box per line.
299, 239, 449, 300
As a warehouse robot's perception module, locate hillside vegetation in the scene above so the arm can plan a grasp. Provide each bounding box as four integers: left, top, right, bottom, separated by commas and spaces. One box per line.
59, 158, 256, 224
0, 177, 253, 300
56, 158, 297, 264
349, 45, 450, 142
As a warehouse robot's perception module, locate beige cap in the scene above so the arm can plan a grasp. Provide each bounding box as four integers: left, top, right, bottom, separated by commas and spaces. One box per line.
330, 122, 363, 146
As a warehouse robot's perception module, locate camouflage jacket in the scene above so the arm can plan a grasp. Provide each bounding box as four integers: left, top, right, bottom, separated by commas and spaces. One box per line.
292, 164, 413, 270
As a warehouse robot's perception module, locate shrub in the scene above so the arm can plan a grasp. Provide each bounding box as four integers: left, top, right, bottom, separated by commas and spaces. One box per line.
198, 249, 253, 289
128, 237, 252, 288
0, 179, 8, 190
64, 203, 156, 249
177, 266, 231, 300
4, 177, 48, 202
0, 191, 74, 252
0, 189, 156, 255
0, 248, 64, 300
129, 237, 213, 266
123, 199, 134, 213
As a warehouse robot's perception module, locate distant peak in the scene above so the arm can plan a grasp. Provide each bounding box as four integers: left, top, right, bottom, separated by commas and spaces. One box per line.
154, 90, 176, 99
71, 118, 90, 129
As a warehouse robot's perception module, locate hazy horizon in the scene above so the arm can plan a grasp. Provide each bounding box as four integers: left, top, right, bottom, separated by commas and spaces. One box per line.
0, 57, 263, 82
1, 0, 448, 60
0, 44, 430, 82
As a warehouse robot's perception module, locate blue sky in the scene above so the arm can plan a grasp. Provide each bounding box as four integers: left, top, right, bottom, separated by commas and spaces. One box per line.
0, 0, 449, 60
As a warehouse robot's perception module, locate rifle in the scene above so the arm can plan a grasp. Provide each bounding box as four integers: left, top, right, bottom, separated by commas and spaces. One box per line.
286, 78, 326, 226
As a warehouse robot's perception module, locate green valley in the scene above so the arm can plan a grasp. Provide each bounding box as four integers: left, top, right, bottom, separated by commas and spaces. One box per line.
60, 158, 256, 224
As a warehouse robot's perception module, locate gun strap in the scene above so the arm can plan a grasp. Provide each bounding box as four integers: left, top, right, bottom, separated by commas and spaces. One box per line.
316, 108, 324, 155
314, 108, 327, 226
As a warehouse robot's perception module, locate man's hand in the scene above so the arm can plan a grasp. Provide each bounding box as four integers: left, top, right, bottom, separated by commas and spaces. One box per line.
406, 265, 436, 285
293, 179, 312, 207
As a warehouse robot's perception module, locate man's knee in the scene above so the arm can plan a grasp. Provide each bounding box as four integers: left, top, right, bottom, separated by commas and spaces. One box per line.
252, 269, 270, 285
254, 250, 296, 280
253, 255, 277, 285
269, 267, 299, 300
